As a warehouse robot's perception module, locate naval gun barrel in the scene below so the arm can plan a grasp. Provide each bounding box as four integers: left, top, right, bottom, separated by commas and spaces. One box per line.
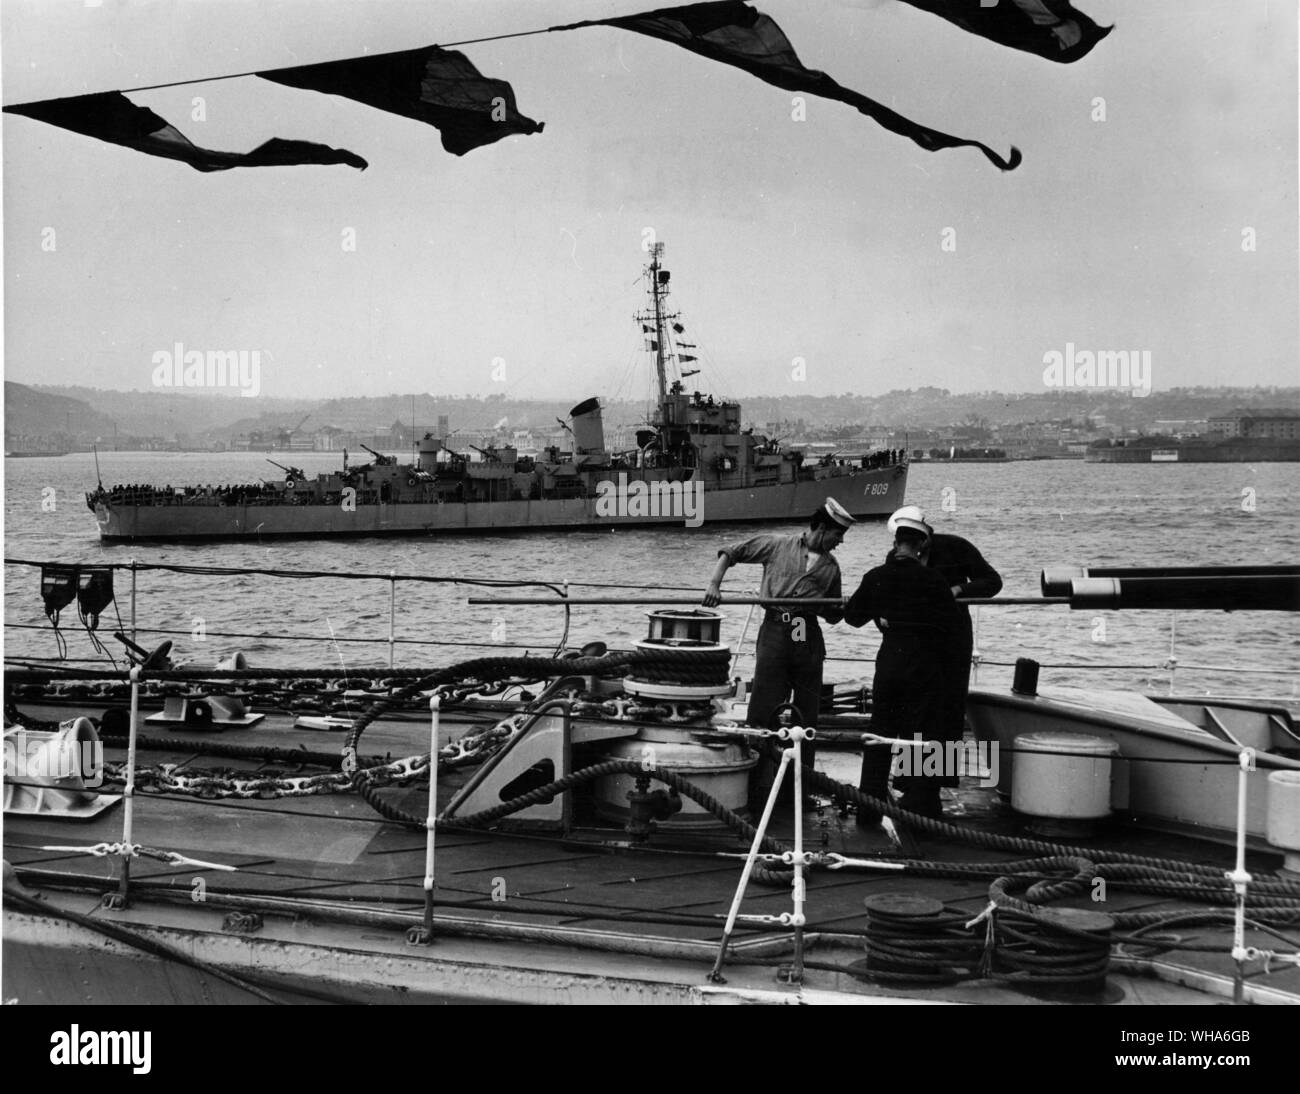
1066, 572, 1300, 612
267, 458, 306, 482
1043, 564, 1300, 597
358, 443, 398, 466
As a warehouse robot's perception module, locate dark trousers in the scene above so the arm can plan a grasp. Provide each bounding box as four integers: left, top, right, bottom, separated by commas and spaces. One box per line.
935, 617, 974, 748
747, 619, 823, 791
861, 632, 950, 797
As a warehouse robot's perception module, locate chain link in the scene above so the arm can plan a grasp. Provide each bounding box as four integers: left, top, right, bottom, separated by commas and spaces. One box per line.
15, 676, 537, 716
16, 663, 719, 805
101, 756, 421, 800
93, 713, 520, 800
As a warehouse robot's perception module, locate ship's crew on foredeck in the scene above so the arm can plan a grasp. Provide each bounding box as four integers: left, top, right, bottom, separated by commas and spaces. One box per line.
889, 505, 1002, 810
703, 498, 854, 798
845, 508, 964, 820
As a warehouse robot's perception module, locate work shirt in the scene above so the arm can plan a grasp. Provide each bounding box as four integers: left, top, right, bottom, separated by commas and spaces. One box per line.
720, 532, 844, 624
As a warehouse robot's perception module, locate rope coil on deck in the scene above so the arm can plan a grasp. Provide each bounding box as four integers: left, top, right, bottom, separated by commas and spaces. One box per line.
858, 895, 984, 985
987, 908, 1114, 990
857, 864, 1115, 992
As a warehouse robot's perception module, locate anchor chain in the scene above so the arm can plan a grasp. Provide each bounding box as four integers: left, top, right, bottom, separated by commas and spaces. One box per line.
92, 716, 520, 801
101, 754, 430, 800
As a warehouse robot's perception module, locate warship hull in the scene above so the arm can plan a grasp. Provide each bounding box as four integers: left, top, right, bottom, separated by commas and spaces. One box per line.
93, 464, 907, 541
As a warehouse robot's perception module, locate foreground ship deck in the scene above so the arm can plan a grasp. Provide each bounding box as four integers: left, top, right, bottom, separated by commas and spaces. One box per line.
5, 701, 1298, 1006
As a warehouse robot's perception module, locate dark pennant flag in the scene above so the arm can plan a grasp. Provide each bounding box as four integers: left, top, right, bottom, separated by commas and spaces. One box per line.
560, 1, 1019, 170
896, 0, 1112, 64
4, 91, 367, 171
260, 46, 544, 156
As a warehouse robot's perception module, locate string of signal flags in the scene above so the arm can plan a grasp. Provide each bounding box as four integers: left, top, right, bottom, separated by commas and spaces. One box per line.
3, 1, 1111, 175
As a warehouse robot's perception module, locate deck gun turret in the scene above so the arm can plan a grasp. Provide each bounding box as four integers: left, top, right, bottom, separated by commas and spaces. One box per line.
359, 444, 397, 467
266, 459, 306, 484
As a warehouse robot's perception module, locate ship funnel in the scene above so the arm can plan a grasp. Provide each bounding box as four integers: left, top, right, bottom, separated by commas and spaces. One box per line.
569, 398, 606, 456
418, 433, 443, 471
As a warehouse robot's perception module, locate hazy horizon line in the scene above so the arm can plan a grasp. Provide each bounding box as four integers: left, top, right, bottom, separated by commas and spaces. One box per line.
13, 381, 1300, 400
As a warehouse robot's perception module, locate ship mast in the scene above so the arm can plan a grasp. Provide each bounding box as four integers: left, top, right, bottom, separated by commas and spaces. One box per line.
636, 242, 679, 419
650, 243, 668, 408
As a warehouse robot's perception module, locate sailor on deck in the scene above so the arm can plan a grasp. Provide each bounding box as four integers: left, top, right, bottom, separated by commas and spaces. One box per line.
846, 507, 965, 819
703, 498, 854, 793
891, 504, 1002, 807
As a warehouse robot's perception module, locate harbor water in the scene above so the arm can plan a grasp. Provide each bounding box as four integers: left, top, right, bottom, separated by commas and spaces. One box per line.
4, 452, 1298, 706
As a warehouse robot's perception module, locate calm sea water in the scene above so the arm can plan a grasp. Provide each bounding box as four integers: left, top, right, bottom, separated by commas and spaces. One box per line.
4, 451, 1298, 707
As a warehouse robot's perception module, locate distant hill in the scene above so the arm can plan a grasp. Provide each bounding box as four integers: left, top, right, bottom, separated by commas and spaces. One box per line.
12, 384, 314, 439
4, 382, 118, 440
7, 382, 1299, 446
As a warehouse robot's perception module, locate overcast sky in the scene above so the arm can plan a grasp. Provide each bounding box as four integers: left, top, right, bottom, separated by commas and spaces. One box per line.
2, 0, 1296, 403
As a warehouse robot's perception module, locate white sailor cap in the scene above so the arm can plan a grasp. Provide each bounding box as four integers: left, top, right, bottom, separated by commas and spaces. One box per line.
888, 504, 931, 537
822, 497, 855, 529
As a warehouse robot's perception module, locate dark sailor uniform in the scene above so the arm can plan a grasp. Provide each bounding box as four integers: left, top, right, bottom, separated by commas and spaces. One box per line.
924, 533, 1003, 778
845, 553, 964, 798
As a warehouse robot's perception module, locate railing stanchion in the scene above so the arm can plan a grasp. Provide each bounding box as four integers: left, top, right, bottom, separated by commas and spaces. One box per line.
553, 578, 571, 657
114, 664, 143, 908
1227, 747, 1255, 1005
789, 726, 807, 986
410, 695, 440, 946
1168, 612, 1178, 695
709, 741, 789, 984
708, 725, 811, 989
730, 594, 759, 689
389, 569, 397, 670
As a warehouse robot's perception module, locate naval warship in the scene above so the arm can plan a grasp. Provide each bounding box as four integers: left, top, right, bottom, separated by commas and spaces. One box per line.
86, 245, 907, 541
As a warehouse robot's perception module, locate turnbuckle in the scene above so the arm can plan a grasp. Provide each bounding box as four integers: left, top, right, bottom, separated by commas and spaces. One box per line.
818, 852, 908, 872
731, 911, 806, 926
41, 841, 236, 871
